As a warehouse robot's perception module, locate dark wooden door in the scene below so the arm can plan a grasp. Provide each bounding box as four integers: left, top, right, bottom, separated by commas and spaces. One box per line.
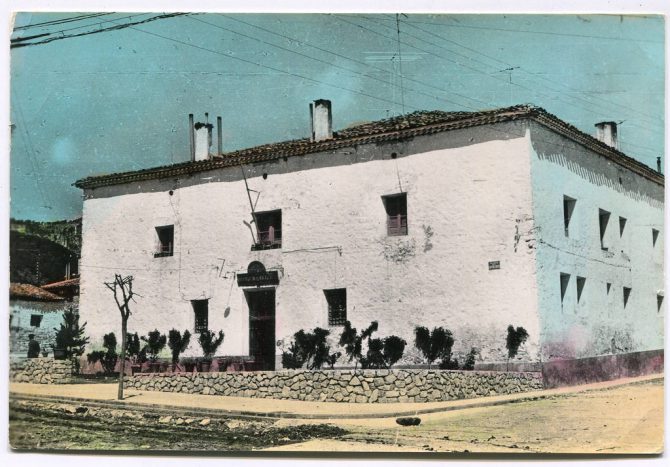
246, 289, 276, 371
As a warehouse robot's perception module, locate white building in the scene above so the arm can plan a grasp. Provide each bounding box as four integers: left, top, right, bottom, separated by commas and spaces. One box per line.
75, 103, 663, 375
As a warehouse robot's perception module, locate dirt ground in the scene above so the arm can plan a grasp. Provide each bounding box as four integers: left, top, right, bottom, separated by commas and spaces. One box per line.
9, 377, 664, 454
271, 378, 664, 453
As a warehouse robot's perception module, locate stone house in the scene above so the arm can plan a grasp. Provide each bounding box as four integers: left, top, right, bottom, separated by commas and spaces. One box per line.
74, 102, 663, 374
9, 283, 70, 361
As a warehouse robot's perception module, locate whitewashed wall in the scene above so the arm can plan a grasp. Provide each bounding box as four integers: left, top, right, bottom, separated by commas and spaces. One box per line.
79, 122, 541, 366
529, 123, 664, 360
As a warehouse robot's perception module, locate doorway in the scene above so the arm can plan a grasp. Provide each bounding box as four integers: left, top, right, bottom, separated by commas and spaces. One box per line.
245, 288, 276, 371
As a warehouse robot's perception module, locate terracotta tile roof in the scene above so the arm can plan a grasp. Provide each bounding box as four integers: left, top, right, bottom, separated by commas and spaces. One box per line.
74, 104, 663, 189
41, 277, 80, 290
10, 283, 65, 301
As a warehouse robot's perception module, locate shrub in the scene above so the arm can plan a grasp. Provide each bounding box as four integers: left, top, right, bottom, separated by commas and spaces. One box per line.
141, 329, 167, 362
198, 330, 224, 360
396, 417, 421, 426
461, 347, 478, 371
168, 329, 192, 369
339, 321, 378, 370
281, 327, 341, 370
506, 325, 529, 370
87, 332, 118, 375
125, 332, 146, 364
53, 308, 90, 373
362, 335, 407, 369
414, 326, 454, 369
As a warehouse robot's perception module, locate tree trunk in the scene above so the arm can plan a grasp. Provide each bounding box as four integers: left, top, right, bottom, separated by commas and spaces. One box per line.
118, 317, 128, 400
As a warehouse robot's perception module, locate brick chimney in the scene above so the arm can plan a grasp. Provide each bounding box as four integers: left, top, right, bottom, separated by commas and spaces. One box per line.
595, 121, 618, 149
310, 99, 333, 142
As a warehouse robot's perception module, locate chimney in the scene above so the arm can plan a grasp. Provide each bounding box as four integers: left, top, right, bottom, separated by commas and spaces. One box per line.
188, 114, 195, 161
217, 116, 223, 155
310, 99, 333, 142
193, 113, 213, 161
657, 156, 662, 173
595, 121, 618, 149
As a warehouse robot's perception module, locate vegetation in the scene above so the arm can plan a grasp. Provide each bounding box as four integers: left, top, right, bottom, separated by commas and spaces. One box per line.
281, 328, 341, 370
53, 307, 90, 373
339, 321, 378, 370
125, 332, 146, 365
462, 347, 479, 371
141, 329, 167, 362
506, 325, 529, 370
362, 335, 407, 369
414, 326, 456, 369
167, 329, 192, 370
198, 330, 225, 360
86, 332, 118, 375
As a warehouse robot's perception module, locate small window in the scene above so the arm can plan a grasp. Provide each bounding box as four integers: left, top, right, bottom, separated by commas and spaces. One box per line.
253, 210, 282, 250
155, 225, 174, 257
324, 288, 347, 326
657, 294, 664, 312
30, 314, 42, 327
598, 209, 610, 250
619, 217, 627, 237
623, 287, 632, 309
606, 282, 612, 295
192, 299, 209, 333
560, 273, 570, 304
383, 193, 408, 236
652, 228, 659, 247
576, 276, 586, 303
563, 196, 576, 236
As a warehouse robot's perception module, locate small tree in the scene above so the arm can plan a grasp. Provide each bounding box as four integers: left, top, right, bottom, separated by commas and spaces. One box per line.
462, 347, 479, 371
104, 274, 137, 400
339, 321, 378, 370
506, 325, 529, 371
414, 326, 454, 369
142, 329, 167, 362
198, 330, 225, 361
87, 332, 118, 375
53, 307, 90, 373
125, 332, 143, 364
362, 335, 407, 369
168, 329, 192, 371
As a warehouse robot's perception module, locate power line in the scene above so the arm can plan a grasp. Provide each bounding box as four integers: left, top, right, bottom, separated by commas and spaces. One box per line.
394, 15, 663, 127
343, 14, 664, 138
13, 13, 114, 31
365, 16, 663, 44
395, 14, 406, 114
119, 19, 422, 112
217, 14, 490, 109
11, 13, 189, 48
187, 15, 482, 111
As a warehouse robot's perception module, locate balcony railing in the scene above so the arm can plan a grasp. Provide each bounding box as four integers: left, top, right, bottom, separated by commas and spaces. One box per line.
387, 214, 408, 236
252, 227, 282, 250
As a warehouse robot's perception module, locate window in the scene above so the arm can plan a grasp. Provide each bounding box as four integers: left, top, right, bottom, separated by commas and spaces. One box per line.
576, 276, 586, 303
192, 299, 209, 333
657, 294, 664, 313
619, 217, 627, 237
560, 273, 570, 304
382, 193, 408, 236
606, 282, 612, 295
652, 228, 660, 247
154, 225, 174, 257
563, 196, 576, 236
598, 209, 611, 250
30, 314, 42, 327
252, 210, 282, 250
623, 287, 632, 309
324, 288, 347, 326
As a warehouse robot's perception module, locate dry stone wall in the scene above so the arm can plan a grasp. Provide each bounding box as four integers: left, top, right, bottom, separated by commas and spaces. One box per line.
11, 357, 74, 384
125, 369, 544, 403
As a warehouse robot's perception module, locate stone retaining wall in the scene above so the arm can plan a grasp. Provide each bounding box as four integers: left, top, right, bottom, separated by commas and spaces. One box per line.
10, 357, 74, 384
125, 369, 544, 403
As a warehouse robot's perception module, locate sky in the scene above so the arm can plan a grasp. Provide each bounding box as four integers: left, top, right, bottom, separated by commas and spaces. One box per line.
8, 12, 665, 221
